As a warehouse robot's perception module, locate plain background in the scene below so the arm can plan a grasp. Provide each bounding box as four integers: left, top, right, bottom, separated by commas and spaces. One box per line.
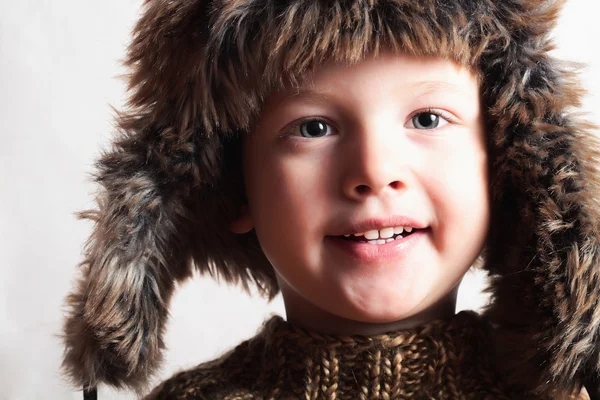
1, 1, 599, 399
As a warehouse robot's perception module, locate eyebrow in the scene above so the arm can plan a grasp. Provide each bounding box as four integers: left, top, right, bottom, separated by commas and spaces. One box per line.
281, 88, 337, 104
407, 80, 474, 98
279, 80, 473, 105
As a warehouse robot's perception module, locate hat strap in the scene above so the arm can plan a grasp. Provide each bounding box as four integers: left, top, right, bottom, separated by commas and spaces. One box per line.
585, 375, 600, 400
83, 387, 97, 400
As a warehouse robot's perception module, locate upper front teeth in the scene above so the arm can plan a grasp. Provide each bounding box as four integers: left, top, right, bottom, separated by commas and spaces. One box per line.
344, 226, 413, 239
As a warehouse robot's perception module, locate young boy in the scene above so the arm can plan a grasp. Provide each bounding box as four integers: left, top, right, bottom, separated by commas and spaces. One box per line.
62, 0, 600, 399
228, 52, 489, 337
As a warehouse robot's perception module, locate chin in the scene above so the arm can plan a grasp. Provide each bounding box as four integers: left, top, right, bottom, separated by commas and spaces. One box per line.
341, 297, 425, 324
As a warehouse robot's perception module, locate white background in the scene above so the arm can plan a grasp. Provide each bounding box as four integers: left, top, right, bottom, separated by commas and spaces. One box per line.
1, 1, 599, 399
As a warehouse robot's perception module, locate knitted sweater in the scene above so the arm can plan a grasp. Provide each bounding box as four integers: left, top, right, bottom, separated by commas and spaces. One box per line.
145, 311, 589, 399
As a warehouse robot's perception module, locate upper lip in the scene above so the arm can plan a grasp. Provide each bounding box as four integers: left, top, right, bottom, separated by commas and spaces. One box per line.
330, 216, 428, 236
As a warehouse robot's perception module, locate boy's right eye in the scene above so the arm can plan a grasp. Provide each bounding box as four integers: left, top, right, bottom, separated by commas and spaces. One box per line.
297, 119, 332, 138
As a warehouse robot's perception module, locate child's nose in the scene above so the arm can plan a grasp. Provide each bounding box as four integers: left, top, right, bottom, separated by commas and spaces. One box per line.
341, 129, 410, 201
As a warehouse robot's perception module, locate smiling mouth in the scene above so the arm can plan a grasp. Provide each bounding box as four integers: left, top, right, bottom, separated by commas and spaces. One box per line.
337, 228, 421, 244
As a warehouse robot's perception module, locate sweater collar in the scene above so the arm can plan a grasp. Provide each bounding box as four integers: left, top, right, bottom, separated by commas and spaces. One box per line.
254, 310, 497, 398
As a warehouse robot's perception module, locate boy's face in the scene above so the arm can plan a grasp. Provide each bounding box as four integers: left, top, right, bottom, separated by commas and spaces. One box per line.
232, 52, 489, 326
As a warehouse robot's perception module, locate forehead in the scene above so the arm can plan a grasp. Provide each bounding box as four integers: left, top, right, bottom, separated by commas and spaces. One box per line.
261, 52, 481, 114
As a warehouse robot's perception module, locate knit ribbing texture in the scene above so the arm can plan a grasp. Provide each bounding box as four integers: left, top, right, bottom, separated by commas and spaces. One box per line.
145, 311, 589, 399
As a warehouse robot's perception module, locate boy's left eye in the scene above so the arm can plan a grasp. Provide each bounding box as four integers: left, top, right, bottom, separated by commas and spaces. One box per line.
406, 110, 451, 130
298, 119, 332, 138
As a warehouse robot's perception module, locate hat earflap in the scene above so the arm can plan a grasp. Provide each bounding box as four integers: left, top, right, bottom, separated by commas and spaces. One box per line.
61, 1, 280, 393
61, 1, 214, 393
479, 35, 600, 396
61, 116, 204, 394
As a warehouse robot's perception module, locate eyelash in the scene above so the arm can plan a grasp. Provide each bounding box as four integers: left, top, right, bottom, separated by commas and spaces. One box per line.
409, 108, 457, 127
282, 108, 456, 139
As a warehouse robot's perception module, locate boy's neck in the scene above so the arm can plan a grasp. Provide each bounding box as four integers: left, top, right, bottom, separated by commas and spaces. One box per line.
279, 281, 459, 336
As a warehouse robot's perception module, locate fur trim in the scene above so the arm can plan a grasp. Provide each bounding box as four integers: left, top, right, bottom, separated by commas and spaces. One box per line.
61, 0, 600, 396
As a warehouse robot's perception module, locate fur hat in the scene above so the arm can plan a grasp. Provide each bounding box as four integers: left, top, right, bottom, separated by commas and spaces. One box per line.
62, 0, 600, 397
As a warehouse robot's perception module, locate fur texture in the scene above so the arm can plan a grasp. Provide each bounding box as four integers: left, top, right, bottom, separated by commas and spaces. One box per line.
61, 0, 600, 397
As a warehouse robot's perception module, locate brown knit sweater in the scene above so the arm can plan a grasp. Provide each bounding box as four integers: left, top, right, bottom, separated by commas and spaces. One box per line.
145, 311, 589, 399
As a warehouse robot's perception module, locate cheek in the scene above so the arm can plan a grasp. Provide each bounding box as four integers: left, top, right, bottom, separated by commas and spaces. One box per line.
242, 143, 332, 254
428, 136, 489, 256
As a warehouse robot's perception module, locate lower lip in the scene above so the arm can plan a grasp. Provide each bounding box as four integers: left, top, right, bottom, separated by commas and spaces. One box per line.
325, 228, 429, 264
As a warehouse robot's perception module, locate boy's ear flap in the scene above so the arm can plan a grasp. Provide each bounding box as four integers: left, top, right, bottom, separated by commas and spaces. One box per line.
61, 116, 202, 396
230, 204, 253, 234
61, 0, 220, 395
61, 0, 284, 392
478, 16, 600, 395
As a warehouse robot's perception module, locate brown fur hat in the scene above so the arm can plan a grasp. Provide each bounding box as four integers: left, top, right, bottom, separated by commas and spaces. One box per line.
61, 0, 600, 397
